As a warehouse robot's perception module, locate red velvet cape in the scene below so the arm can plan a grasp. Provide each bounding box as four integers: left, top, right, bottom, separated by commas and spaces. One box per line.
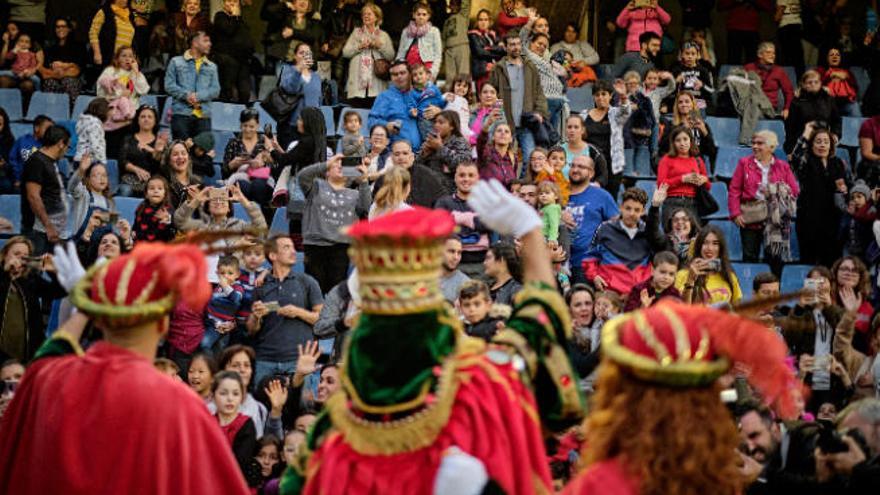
0, 342, 250, 495
302, 353, 554, 495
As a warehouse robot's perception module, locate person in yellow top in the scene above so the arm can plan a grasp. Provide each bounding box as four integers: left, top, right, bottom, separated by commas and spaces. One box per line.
89, 0, 136, 66
674, 224, 743, 305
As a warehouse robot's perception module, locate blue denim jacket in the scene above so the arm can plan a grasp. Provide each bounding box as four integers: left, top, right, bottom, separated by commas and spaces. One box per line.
164, 52, 220, 118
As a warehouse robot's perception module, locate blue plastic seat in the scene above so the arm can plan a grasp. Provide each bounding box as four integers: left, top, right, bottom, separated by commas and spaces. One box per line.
781, 66, 797, 91
140, 94, 160, 110
598, 64, 615, 80
56, 120, 77, 158
836, 147, 851, 169
840, 117, 865, 148
11, 122, 31, 139
212, 130, 235, 164
732, 262, 771, 300
270, 207, 288, 235
714, 146, 751, 179
851, 66, 869, 100
232, 203, 249, 221
0, 88, 24, 121
624, 146, 653, 179
319, 106, 337, 134
710, 220, 743, 261
253, 101, 278, 129
160, 97, 173, 127
567, 84, 593, 113
632, 180, 656, 201
754, 120, 786, 147
71, 95, 95, 120
780, 264, 813, 294
210, 102, 247, 132
26, 92, 70, 122
705, 117, 741, 147
113, 196, 141, 224
705, 182, 730, 220
337, 108, 371, 137
0, 194, 22, 234
56, 158, 71, 183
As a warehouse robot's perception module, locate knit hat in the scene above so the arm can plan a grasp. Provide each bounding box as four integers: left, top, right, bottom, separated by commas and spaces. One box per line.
69, 243, 211, 328
602, 300, 800, 418
346, 207, 455, 315
191, 131, 215, 152
851, 180, 871, 199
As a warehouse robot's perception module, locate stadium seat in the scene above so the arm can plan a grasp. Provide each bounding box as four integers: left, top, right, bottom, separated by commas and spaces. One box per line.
71, 95, 95, 119
140, 94, 160, 110
11, 122, 31, 139
56, 120, 77, 158
598, 64, 615, 79
705, 182, 729, 220
780, 264, 812, 294
836, 147, 851, 169
710, 220, 743, 261
790, 227, 800, 262
714, 146, 751, 179
211, 102, 247, 132
26, 92, 70, 122
105, 159, 119, 195
0, 194, 22, 234
270, 207, 288, 235
319, 106, 337, 134
567, 84, 593, 113
705, 117, 740, 147
257, 75, 278, 101
840, 117, 865, 148
253, 101, 278, 129
781, 66, 797, 90
113, 196, 141, 224
624, 146, 653, 179
293, 252, 305, 273
718, 65, 742, 82
732, 262, 771, 300
212, 130, 235, 164
336, 108, 370, 137
851, 66, 869, 100
632, 179, 656, 200
56, 158, 71, 183
754, 120, 785, 146
0, 88, 24, 121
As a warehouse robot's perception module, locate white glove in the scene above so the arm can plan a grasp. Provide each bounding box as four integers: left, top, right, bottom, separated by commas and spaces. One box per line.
467, 180, 542, 238
432, 447, 488, 495
53, 242, 87, 293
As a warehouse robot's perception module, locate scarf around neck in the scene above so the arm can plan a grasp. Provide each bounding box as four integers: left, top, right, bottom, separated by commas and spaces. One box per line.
406, 21, 432, 39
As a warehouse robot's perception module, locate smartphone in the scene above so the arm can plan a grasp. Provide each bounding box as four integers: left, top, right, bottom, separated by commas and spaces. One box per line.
812, 354, 831, 373
264, 301, 280, 312
109, 211, 119, 225
705, 258, 721, 273
264, 124, 274, 140
24, 255, 43, 270
341, 156, 363, 168
804, 278, 820, 305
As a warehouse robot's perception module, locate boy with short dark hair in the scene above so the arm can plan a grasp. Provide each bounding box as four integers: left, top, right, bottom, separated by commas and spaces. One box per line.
458, 280, 503, 341
583, 187, 653, 295
202, 255, 245, 352
409, 63, 446, 141
624, 250, 682, 312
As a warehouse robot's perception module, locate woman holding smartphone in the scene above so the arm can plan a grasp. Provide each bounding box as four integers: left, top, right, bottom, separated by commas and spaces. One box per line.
674, 224, 742, 305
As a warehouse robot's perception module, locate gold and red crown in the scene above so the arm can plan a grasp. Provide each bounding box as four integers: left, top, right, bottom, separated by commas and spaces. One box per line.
347, 207, 456, 315
70, 243, 211, 328
602, 301, 800, 417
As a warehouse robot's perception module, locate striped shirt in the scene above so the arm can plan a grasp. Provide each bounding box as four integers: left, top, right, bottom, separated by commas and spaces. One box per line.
89, 5, 135, 54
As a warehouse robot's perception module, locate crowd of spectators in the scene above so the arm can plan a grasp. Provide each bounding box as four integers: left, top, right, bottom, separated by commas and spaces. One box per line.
2, 0, 880, 492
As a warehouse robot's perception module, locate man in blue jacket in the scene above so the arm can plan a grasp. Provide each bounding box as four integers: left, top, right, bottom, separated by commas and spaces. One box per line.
165, 31, 221, 140
368, 60, 422, 150
9, 115, 54, 192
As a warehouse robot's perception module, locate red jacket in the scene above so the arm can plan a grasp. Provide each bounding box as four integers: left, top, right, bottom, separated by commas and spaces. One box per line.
496, 11, 528, 37
744, 62, 794, 111
657, 155, 710, 198
728, 155, 800, 219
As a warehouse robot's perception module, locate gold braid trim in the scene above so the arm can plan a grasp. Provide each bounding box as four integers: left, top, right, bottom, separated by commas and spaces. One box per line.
50, 330, 85, 356
492, 329, 538, 377
601, 313, 730, 387
69, 262, 176, 327
513, 283, 572, 340
328, 334, 486, 456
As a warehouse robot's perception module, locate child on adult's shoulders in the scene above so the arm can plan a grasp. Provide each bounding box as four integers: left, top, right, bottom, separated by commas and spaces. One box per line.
623, 250, 682, 312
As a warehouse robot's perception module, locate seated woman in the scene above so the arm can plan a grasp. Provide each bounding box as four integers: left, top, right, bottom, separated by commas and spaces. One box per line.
119, 105, 167, 197
818, 46, 861, 117
222, 108, 272, 207
549, 22, 599, 68
161, 140, 203, 208
830, 256, 875, 353
172, 182, 267, 238
646, 185, 701, 266
674, 224, 743, 305
38, 17, 86, 108
658, 92, 717, 167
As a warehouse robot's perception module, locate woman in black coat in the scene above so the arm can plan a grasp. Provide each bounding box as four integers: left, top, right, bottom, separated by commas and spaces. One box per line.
467, 9, 506, 90
784, 70, 841, 155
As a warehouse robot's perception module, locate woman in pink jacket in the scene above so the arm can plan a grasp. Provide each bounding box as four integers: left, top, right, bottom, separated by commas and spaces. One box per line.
616, 1, 671, 53
728, 130, 799, 275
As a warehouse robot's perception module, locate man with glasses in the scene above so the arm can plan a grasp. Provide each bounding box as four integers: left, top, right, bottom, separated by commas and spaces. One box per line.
367, 60, 422, 149
565, 155, 618, 285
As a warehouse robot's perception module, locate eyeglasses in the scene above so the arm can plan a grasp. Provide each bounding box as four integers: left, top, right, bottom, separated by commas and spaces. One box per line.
838, 265, 858, 273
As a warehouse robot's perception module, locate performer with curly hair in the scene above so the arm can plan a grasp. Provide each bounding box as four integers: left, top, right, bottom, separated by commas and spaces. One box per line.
280, 180, 585, 494
564, 302, 802, 495
0, 242, 250, 494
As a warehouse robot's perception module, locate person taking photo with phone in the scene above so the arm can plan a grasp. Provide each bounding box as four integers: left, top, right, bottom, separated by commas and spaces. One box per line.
674, 224, 742, 305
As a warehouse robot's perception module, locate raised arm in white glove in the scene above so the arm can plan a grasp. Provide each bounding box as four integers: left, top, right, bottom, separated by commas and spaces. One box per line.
466, 180, 542, 239
53, 242, 87, 293
432, 446, 488, 495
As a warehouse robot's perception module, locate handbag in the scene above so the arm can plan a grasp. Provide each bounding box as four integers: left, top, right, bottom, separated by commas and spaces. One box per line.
739, 163, 768, 224
693, 157, 719, 217
372, 51, 390, 80
261, 65, 302, 123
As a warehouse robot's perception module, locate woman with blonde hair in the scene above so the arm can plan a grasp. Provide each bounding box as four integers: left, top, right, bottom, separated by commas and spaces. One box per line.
658, 91, 717, 163
369, 166, 411, 219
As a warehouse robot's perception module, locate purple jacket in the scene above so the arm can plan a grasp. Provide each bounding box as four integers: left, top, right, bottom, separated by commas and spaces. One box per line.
728, 155, 800, 219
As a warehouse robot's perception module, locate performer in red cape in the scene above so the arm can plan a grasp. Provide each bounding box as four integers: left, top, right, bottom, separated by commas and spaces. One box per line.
563, 301, 802, 495
0, 242, 250, 495
281, 180, 585, 494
